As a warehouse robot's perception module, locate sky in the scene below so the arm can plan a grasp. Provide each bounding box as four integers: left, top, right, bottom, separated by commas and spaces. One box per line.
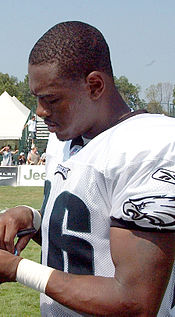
0, 0, 174, 99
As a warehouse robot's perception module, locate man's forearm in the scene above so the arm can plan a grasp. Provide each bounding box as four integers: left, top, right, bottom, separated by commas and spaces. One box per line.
45, 270, 145, 316
0, 249, 165, 316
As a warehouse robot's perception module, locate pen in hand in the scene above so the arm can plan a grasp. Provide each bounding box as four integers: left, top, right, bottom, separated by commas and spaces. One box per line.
15, 227, 37, 255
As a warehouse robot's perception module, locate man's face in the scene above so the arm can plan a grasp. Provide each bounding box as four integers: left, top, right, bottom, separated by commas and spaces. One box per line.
32, 147, 37, 153
28, 63, 97, 141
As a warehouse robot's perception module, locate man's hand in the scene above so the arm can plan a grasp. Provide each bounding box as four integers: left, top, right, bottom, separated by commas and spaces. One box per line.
0, 249, 22, 283
0, 206, 34, 255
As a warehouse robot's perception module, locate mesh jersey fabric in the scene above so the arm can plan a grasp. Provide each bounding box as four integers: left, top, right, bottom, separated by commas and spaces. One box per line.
40, 113, 175, 316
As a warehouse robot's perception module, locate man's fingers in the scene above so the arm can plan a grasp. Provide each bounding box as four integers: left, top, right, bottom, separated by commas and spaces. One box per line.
15, 234, 33, 255
3, 225, 17, 253
0, 206, 35, 254
0, 218, 17, 253
0, 224, 6, 250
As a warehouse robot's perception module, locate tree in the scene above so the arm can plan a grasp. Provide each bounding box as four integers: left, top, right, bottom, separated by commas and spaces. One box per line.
147, 101, 166, 114
18, 75, 37, 110
173, 86, 175, 105
145, 82, 174, 114
0, 72, 19, 97
114, 76, 146, 110
0, 72, 36, 111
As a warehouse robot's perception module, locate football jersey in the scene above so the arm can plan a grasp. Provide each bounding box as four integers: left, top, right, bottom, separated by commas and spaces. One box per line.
40, 113, 175, 316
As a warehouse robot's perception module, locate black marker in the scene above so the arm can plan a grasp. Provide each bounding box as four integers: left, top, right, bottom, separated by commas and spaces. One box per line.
15, 228, 37, 255
17, 227, 37, 237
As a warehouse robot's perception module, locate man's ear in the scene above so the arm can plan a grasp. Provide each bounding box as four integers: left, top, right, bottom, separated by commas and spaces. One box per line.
86, 71, 105, 100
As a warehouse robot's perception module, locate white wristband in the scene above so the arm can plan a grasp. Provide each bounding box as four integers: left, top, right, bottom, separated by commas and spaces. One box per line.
18, 205, 41, 231
16, 259, 54, 293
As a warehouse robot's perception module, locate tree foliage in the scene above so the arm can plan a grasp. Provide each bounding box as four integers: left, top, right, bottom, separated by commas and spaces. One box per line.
0, 72, 36, 110
145, 82, 174, 114
18, 75, 37, 110
173, 86, 175, 105
147, 101, 167, 114
0, 72, 19, 97
114, 76, 146, 110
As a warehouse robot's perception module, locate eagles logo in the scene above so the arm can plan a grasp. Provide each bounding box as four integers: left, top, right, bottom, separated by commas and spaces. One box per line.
123, 195, 175, 228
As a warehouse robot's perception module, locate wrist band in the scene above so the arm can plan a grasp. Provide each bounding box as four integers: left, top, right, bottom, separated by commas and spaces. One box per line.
16, 259, 54, 293
17, 205, 41, 231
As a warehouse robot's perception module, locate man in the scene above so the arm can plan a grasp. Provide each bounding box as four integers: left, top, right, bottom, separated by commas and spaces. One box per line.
17, 152, 26, 165
27, 146, 40, 165
0, 21, 175, 316
23, 115, 37, 146
0, 145, 18, 166
38, 148, 46, 165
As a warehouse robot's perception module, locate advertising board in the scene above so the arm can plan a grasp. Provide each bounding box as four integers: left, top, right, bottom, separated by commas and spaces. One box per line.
18, 165, 46, 186
0, 167, 18, 186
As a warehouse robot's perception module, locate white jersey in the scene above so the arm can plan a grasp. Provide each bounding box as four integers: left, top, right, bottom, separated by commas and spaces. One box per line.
27, 119, 36, 132
40, 113, 175, 316
1, 150, 12, 166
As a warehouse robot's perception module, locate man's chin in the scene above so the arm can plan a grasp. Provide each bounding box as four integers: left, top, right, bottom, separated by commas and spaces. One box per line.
55, 132, 72, 142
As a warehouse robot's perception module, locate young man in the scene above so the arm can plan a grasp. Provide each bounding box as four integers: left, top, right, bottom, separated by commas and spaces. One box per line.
0, 21, 175, 317
27, 146, 40, 165
0, 145, 18, 166
23, 115, 37, 145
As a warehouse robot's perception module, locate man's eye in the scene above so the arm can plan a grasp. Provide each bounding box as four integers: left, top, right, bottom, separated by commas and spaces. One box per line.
50, 99, 59, 104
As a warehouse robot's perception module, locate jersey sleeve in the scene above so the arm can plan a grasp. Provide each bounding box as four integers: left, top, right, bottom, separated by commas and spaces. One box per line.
110, 158, 175, 232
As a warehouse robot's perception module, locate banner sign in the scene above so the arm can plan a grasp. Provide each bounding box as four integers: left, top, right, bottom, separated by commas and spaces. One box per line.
0, 167, 18, 186
0, 166, 45, 186
18, 165, 46, 186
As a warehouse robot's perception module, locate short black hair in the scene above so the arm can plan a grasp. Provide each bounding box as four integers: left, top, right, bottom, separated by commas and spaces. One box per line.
29, 21, 113, 79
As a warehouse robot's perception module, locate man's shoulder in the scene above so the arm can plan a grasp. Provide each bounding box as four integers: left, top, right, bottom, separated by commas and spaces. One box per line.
79, 113, 175, 170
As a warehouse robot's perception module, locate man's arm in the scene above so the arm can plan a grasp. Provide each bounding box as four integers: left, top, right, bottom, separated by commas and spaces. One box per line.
0, 147, 5, 154
0, 227, 174, 316
27, 153, 32, 165
11, 149, 19, 155
23, 122, 28, 130
44, 228, 175, 316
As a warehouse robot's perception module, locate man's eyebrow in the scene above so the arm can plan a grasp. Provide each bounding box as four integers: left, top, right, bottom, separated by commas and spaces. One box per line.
30, 92, 53, 98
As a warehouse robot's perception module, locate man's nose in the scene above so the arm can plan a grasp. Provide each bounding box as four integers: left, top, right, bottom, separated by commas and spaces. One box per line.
36, 99, 52, 118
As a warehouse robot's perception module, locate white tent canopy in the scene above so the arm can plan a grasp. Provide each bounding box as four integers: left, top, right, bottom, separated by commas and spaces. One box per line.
0, 91, 30, 140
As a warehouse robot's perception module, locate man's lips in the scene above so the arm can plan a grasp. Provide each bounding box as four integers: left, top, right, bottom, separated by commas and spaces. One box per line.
44, 120, 58, 132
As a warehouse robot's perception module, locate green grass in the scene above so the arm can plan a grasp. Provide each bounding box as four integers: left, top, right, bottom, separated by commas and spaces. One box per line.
0, 186, 44, 210
0, 186, 44, 316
